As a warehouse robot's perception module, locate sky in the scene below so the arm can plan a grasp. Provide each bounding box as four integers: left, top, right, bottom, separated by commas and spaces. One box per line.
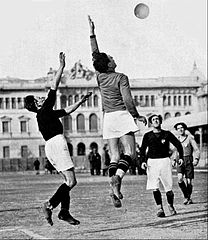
0, 0, 207, 79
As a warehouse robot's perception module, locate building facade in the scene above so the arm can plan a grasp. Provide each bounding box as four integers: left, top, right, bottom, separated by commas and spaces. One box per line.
0, 62, 207, 169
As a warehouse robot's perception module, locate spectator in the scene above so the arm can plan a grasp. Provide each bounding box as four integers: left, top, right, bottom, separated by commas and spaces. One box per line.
88, 148, 101, 176
102, 144, 111, 176
34, 159, 40, 175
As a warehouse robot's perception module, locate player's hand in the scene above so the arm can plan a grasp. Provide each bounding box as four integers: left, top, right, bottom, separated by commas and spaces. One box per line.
59, 52, 65, 68
138, 115, 147, 126
193, 158, 199, 166
81, 92, 92, 103
88, 15, 95, 35
177, 159, 183, 166
141, 162, 147, 170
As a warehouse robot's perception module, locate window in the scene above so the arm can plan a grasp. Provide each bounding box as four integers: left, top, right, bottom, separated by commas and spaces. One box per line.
60, 95, 67, 108
12, 98, 16, 109
175, 112, 181, 117
5, 98, 10, 109
89, 114, 98, 131
94, 95, 98, 107
39, 145, 45, 157
0, 98, 3, 109
188, 96, 192, 106
164, 112, 171, 120
3, 146, 10, 158
163, 95, 167, 106
150, 95, 155, 106
77, 143, 85, 156
178, 96, 181, 106
184, 96, 187, 106
81, 95, 86, 107
18, 98, 22, 109
168, 96, 171, 106
21, 145, 28, 158
75, 95, 79, 103
63, 115, 72, 132
20, 121, 27, 132
173, 96, 177, 106
145, 95, 149, 107
77, 114, 85, 132
68, 95, 73, 105
134, 96, 139, 106
2, 121, 9, 133
87, 95, 92, 107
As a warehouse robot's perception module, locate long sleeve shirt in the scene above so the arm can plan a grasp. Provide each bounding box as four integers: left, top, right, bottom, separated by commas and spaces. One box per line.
90, 35, 139, 118
140, 130, 184, 162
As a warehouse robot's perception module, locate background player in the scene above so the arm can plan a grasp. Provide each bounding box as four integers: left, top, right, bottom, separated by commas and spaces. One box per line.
174, 122, 200, 204
25, 52, 91, 226
141, 114, 183, 217
88, 16, 147, 208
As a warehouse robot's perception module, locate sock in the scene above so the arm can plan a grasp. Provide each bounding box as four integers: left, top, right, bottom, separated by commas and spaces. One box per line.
166, 190, 174, 206
108, 162, 118, 177
60, 190, 70, 211
178, 181, 189, 199
187, 183, 193, 199
117, 155, 132, 173
153, 190, 162, 206
49, 183, 70, 209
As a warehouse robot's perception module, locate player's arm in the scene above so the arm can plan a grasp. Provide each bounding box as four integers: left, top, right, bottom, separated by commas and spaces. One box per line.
140, 134, 149, 169
169, 132, 184, 166
50, 52, 65, 91
120, 74, 147, 125
64, 92, 92, 115
88, 16, 100, 56
190, 136, 200, 166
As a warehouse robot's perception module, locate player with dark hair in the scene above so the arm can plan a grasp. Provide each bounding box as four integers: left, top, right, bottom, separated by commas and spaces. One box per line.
140, 114, 184, 217
174, 122, 200, 204
88, 16, 147, 208
25, 52, 91, 226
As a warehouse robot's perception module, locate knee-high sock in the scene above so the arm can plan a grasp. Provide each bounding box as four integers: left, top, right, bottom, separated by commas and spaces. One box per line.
108, 162, 118, 177
178, 181, 189, 198
153, 190, 162, 206
117, 155, 132, 173
61, 189, 70, 211
187, 183, 193, 198
166, 190, 174, 207
49, 183, 70, 209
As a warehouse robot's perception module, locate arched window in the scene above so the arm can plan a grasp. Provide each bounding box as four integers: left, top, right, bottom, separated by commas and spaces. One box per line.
173, 96, 177, 106
77, 114, 85, 132
61, 95, 67, 108
75, 95, 79, 103
77, 142, 85, 156
87, 95, 92, 107
94, 95, 98, 107
164, 112, 171, 120
188, 95, 192, 106
185, 112, 191, 115
63, 115, 72, 132
68, 95, 73, 105
178, 96, 181, 106
67, 143, 73, 156
168, 96, 171, 106
90, 142, 98, 151
150, 95, 155, 106
184, 96, 187, 106
89, 114, 98, 131
175, 112, 181, 117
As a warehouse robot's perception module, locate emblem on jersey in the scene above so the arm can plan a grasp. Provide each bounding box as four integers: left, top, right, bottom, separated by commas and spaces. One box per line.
161, 139, 165, 144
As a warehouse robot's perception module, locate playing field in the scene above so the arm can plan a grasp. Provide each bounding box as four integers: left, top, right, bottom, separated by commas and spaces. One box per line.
0, 171, 207, 239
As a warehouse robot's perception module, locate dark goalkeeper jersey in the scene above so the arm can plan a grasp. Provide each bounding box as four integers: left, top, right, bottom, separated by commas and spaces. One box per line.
36, 89, 67, 141
140, 130, 184, 162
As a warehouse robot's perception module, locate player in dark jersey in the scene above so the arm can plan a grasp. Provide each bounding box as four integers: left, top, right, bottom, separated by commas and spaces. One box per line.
88, 16, 147, 208
24, 52, 91, 226
140, 114, 183, 217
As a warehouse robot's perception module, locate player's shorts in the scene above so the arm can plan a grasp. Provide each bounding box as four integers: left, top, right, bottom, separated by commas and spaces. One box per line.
146, 157, 173, 192
103, 110, 139, 139
45, 134, 74, 172
177, 155, 194, 179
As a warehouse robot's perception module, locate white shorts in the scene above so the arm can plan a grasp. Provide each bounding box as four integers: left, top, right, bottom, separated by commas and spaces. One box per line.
103, 110, 139, 139
45, 134, 74, 172
146, 157, 173, 192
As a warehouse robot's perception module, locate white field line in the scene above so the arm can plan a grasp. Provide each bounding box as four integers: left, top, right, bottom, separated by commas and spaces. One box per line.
0, 226, 51, 239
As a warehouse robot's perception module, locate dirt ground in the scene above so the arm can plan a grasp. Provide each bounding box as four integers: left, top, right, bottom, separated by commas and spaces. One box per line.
0, 170, 207, 239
